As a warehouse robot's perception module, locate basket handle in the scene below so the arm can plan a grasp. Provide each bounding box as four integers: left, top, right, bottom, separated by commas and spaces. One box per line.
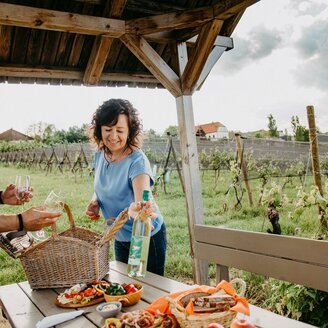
229, 278, 246, 297
50, 202, 75, 237
100, 208, 129, 245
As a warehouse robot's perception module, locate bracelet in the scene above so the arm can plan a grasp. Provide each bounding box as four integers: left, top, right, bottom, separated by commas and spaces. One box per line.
0, 191, 3, 204
17, 213, 24, 231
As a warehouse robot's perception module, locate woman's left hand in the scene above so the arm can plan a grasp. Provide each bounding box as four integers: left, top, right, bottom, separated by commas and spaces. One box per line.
128, 201, 158, 219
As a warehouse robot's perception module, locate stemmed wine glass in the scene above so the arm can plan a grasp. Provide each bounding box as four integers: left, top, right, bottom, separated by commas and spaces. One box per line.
32, 190, 63, 241
15, 175, 30, 202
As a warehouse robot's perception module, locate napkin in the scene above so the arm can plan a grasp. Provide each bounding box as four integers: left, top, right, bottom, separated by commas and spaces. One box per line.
36, 310, 86, 328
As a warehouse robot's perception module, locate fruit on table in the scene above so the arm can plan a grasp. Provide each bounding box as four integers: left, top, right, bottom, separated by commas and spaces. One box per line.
207, 323, 224, 328
230, 318, 255, 328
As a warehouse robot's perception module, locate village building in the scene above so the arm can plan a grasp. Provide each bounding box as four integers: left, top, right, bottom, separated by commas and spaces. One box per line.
0, 128, 33, 142
195, 121, 229, 140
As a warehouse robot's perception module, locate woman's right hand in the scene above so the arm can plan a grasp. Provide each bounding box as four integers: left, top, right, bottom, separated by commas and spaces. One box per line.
86, 199, 100, 220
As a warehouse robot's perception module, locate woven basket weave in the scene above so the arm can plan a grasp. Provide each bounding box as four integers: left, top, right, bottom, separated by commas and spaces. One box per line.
18, 203, 128, 289
168, 278, 246, 328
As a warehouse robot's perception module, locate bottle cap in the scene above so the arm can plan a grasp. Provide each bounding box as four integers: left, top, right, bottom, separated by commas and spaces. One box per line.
142, 190, 150, 201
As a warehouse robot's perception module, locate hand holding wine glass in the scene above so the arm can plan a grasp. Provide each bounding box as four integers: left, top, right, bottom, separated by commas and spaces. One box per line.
15, 175, 32, 204
32, 191, 63, 241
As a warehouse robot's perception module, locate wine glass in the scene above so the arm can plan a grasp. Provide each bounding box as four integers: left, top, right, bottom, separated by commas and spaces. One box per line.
15, 175, 31, 202
32, 191, 63, 241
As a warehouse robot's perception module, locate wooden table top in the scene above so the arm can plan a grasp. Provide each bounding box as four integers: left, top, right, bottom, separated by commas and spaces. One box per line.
0, 261, 316, 328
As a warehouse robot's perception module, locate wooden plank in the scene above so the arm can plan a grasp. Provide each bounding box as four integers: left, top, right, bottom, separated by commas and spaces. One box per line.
83, 0, 127, 85
194, 225, 328, 266
181, 19, 223, 94
19, 282, 98, 328
247, 305, 315, 328
110, 261, 191, 293
125, 0, 259, 35
0, 283, 43, 328
0, 3, 125, 37
194, 242, 328, 292
120, 34, 181, 97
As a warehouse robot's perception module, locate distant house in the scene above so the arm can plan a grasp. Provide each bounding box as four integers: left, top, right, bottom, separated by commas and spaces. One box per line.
0, 128, 33, 141
195, 122, 229, 140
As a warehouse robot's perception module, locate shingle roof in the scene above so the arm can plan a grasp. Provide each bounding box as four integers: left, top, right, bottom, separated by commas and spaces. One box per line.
0, 128, 34, 141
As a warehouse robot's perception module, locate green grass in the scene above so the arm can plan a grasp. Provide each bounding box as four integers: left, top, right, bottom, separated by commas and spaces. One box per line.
1, 165, 327, 326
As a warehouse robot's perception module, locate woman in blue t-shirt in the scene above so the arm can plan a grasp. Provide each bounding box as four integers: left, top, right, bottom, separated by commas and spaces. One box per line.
86, 98, 166, 276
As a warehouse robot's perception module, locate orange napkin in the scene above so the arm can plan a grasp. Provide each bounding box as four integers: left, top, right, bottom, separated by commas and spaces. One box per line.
146, 280, 249, 316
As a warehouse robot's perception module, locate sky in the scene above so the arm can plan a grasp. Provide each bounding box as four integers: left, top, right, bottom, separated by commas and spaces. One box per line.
1, 0, 328, 135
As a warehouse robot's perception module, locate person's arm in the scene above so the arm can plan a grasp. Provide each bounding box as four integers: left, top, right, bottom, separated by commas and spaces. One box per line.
0, 206, 61, 233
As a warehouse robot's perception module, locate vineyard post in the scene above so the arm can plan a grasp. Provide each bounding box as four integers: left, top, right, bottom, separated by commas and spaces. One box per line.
235, 133, 253, 206
306, 105, 327, 229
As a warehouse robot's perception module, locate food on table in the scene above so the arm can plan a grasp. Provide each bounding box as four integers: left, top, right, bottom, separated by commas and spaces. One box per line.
108, 309, 178, 327
207, 323, 225, 328
57, 280, 109, 305
105, 317, 122, 328
192, 294, 237, 313
102, 303, 120, 312
230, 318, 255, 328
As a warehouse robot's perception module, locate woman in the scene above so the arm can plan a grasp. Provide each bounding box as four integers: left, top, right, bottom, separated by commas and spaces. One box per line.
86, 99, 166, 276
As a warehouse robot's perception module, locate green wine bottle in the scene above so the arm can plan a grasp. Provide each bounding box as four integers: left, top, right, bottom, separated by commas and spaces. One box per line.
127, 190, 152, 278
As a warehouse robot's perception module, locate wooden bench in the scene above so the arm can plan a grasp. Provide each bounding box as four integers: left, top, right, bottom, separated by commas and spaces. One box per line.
194, 225, 328, 292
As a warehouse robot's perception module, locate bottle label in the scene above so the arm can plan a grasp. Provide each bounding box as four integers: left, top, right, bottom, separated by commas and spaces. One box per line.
128, 235, 150, 266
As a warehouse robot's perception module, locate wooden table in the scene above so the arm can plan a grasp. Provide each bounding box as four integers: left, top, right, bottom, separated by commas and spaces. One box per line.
0, 261, 316, 328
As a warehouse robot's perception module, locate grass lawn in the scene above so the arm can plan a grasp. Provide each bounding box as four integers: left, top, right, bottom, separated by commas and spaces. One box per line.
0, 165, 326, 317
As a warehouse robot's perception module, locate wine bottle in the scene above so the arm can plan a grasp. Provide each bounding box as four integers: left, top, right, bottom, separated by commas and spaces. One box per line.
127, 190, 152, 278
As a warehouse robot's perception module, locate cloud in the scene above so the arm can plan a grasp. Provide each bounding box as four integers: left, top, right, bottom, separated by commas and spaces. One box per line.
213, 25, 282, 75
287, 0, 327, 17
292, 19, 328, 89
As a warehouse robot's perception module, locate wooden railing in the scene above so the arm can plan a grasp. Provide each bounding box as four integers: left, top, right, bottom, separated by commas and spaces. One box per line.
194, 225, 328, 292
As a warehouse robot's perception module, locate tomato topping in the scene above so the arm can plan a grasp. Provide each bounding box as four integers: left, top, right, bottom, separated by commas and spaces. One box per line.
84, 287, 96, 297
74, 294, 83, 302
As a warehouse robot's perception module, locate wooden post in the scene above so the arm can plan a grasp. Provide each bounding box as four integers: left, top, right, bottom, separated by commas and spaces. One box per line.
176, 41, 208, 285
235, 133, 253, 206
169, 135, 185, 194
306, 105, 327, 229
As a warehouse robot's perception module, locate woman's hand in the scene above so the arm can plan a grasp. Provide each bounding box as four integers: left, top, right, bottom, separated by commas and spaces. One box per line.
86, 199, 100, 220
2, 184, 33, 205
128, 201, 158, 219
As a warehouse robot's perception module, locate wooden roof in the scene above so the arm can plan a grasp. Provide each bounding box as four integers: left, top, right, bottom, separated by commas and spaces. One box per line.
0, 0, 259, 95
0, 128, 34, 141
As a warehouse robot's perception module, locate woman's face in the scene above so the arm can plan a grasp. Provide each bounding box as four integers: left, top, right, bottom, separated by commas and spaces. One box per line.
101, 114, 129, 154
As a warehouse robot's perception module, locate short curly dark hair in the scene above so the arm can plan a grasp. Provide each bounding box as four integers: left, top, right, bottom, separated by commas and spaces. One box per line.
90, 99, 143, 152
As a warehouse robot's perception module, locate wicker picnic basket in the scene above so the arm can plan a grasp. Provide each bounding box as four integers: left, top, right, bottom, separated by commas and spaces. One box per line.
18, 203, 128, 289
167, 278, 246, 328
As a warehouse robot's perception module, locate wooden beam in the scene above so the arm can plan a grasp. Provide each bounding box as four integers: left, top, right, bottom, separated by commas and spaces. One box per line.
125, 0, 258, 35
83, 0, 127, 85
194, 45, 226, 91
182, 19, 223, 94
0, 66, 158, 83
0, 3, 125, 37
120, 34, 181, 97
175, 43, 208, 285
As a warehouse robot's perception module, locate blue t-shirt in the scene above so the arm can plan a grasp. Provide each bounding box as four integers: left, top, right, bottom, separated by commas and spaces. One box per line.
93, 149, 163, 241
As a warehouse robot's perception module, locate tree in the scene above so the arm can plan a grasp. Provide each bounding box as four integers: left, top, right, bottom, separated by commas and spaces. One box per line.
291, 116, 309, 142
26, 121, 56, 144
164, 125, 178, 137
145, 129, 161, 140
267, 114, 278, 137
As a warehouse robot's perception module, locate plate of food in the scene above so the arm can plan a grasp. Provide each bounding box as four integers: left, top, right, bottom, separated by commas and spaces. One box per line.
55, 280, 109, 308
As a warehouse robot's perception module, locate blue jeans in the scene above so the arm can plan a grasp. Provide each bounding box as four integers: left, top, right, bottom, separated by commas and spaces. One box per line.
114, 223, 167, 276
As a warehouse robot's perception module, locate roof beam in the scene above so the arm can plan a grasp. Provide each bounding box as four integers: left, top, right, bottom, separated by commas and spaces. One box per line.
0, 66, 157, 83
120, 34, 182, 97
83, 0, 127, 85
125, 0, 259, 35
181, 19, 224, 95
0, 3, 125, 37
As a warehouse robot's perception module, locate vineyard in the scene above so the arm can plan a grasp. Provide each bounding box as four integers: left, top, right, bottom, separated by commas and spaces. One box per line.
1, 137, 328, 326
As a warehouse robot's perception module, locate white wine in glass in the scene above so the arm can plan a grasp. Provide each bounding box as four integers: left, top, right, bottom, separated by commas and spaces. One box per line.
15, 175, 30, 201
32, 191, 63, 241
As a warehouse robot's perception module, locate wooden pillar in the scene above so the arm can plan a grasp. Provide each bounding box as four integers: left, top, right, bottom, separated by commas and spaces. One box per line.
175, 41, 208, 285
176, 95, 208, 285
306, 105, 327, 229
235, 133, 253, 206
